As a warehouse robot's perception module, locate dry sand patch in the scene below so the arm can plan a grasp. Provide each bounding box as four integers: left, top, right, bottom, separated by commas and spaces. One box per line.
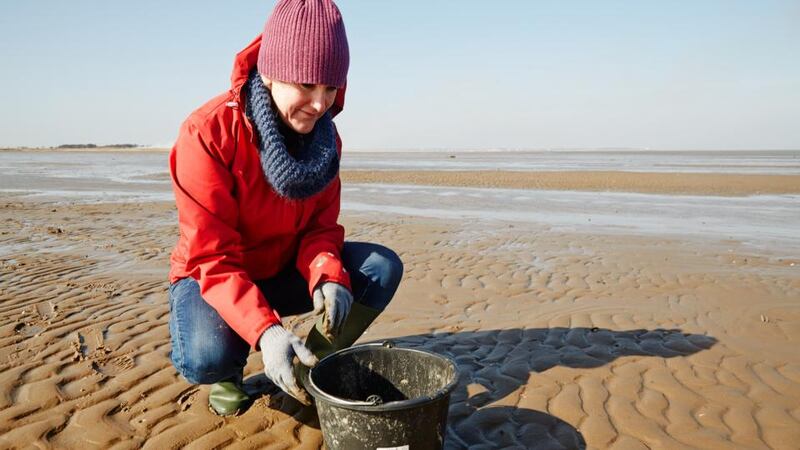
341, 170, 800, 196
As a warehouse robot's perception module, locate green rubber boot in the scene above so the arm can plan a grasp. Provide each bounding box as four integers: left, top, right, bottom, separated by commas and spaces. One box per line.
305, 302, 382, 360
299, 302, 382, 389
209, 377, 249, 416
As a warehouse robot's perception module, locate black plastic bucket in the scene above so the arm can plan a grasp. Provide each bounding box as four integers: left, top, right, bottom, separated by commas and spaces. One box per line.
306, 342, 458, 450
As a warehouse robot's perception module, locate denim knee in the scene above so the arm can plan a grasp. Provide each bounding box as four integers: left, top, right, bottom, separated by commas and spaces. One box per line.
373, 247, 403, 299
343, 242, 404, 311
168, 278, 249, 385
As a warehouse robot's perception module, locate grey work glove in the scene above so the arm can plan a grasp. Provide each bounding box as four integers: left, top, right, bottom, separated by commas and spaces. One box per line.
313, 281, 353, 340
259, 324, 317, 405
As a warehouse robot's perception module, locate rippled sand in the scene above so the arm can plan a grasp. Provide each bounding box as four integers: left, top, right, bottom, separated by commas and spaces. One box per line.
1, 196, 798, 449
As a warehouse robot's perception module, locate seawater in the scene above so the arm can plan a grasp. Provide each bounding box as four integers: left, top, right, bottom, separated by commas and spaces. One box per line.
342, 184, 800, 255
341, 150, 800, 175
1, 150, 798, 254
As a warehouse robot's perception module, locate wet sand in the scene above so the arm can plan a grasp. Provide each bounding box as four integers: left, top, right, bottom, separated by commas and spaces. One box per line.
341, 170, 800, 196
1, 191, 799, 449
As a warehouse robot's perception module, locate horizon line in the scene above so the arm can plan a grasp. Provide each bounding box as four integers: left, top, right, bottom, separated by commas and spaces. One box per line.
2, 145, 800, 153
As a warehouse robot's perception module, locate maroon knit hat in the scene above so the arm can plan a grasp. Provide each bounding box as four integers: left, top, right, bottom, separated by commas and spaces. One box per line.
257, 0, 349, 88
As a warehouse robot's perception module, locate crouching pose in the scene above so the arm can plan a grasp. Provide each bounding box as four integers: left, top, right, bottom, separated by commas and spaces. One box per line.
167, 0, 402, 415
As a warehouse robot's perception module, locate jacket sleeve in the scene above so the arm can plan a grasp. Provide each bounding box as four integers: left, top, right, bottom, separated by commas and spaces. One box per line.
296, 133, 352, 295
170, 118, 281, 347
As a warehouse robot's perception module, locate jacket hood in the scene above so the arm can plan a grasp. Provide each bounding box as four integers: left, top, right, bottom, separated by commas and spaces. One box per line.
231, 34, 346, 118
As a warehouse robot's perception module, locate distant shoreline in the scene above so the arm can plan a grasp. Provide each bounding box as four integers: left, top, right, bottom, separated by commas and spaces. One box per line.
2, 148, 798, 196
2, 147, 799, 154
0, 147, 170, 153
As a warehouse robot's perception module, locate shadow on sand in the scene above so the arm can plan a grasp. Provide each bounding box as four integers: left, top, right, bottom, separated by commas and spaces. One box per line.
247, 326, 717, 449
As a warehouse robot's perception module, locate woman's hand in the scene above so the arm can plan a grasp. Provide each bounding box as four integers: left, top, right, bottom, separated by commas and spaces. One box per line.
313, 282, 353, 339
259, 324, 317, 405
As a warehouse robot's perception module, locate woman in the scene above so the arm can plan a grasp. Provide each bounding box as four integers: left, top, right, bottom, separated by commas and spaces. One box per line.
167, 0, 403, 416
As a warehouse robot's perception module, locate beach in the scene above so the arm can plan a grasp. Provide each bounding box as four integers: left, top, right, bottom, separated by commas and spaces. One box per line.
1, 150, 799, 448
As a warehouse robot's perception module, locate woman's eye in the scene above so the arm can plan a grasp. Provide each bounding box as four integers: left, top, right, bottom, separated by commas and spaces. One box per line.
326, 86, 337, 93
300, 83, 314, 90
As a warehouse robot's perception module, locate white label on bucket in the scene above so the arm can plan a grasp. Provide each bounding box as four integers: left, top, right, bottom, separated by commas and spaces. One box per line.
376, 446, 409, 450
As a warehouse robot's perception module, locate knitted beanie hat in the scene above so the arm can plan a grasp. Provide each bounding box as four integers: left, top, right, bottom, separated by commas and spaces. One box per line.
257, 0, 349, 88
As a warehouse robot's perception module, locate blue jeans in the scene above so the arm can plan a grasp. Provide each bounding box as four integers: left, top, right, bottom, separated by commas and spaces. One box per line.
168, 241, 403, 385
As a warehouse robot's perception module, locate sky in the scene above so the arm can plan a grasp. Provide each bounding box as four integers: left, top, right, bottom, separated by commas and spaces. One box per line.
1, 0, 798, 150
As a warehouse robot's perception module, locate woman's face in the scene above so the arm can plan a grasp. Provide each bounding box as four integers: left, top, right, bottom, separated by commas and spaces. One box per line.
261, 75, 338, 134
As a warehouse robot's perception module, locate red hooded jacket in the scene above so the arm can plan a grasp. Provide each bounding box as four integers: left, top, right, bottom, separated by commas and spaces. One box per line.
169, 35, 351, 347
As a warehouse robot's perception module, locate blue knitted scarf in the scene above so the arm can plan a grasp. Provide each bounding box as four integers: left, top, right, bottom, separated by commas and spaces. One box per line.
245, 69, 339, 199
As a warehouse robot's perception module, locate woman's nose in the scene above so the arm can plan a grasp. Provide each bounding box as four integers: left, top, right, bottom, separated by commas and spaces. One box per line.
309, 88, 328, 112
310, 99, 324, 113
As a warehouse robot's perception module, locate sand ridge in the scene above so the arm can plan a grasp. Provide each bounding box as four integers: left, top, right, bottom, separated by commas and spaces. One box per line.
341, 170, 800, 196
0, 199, 799, 448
